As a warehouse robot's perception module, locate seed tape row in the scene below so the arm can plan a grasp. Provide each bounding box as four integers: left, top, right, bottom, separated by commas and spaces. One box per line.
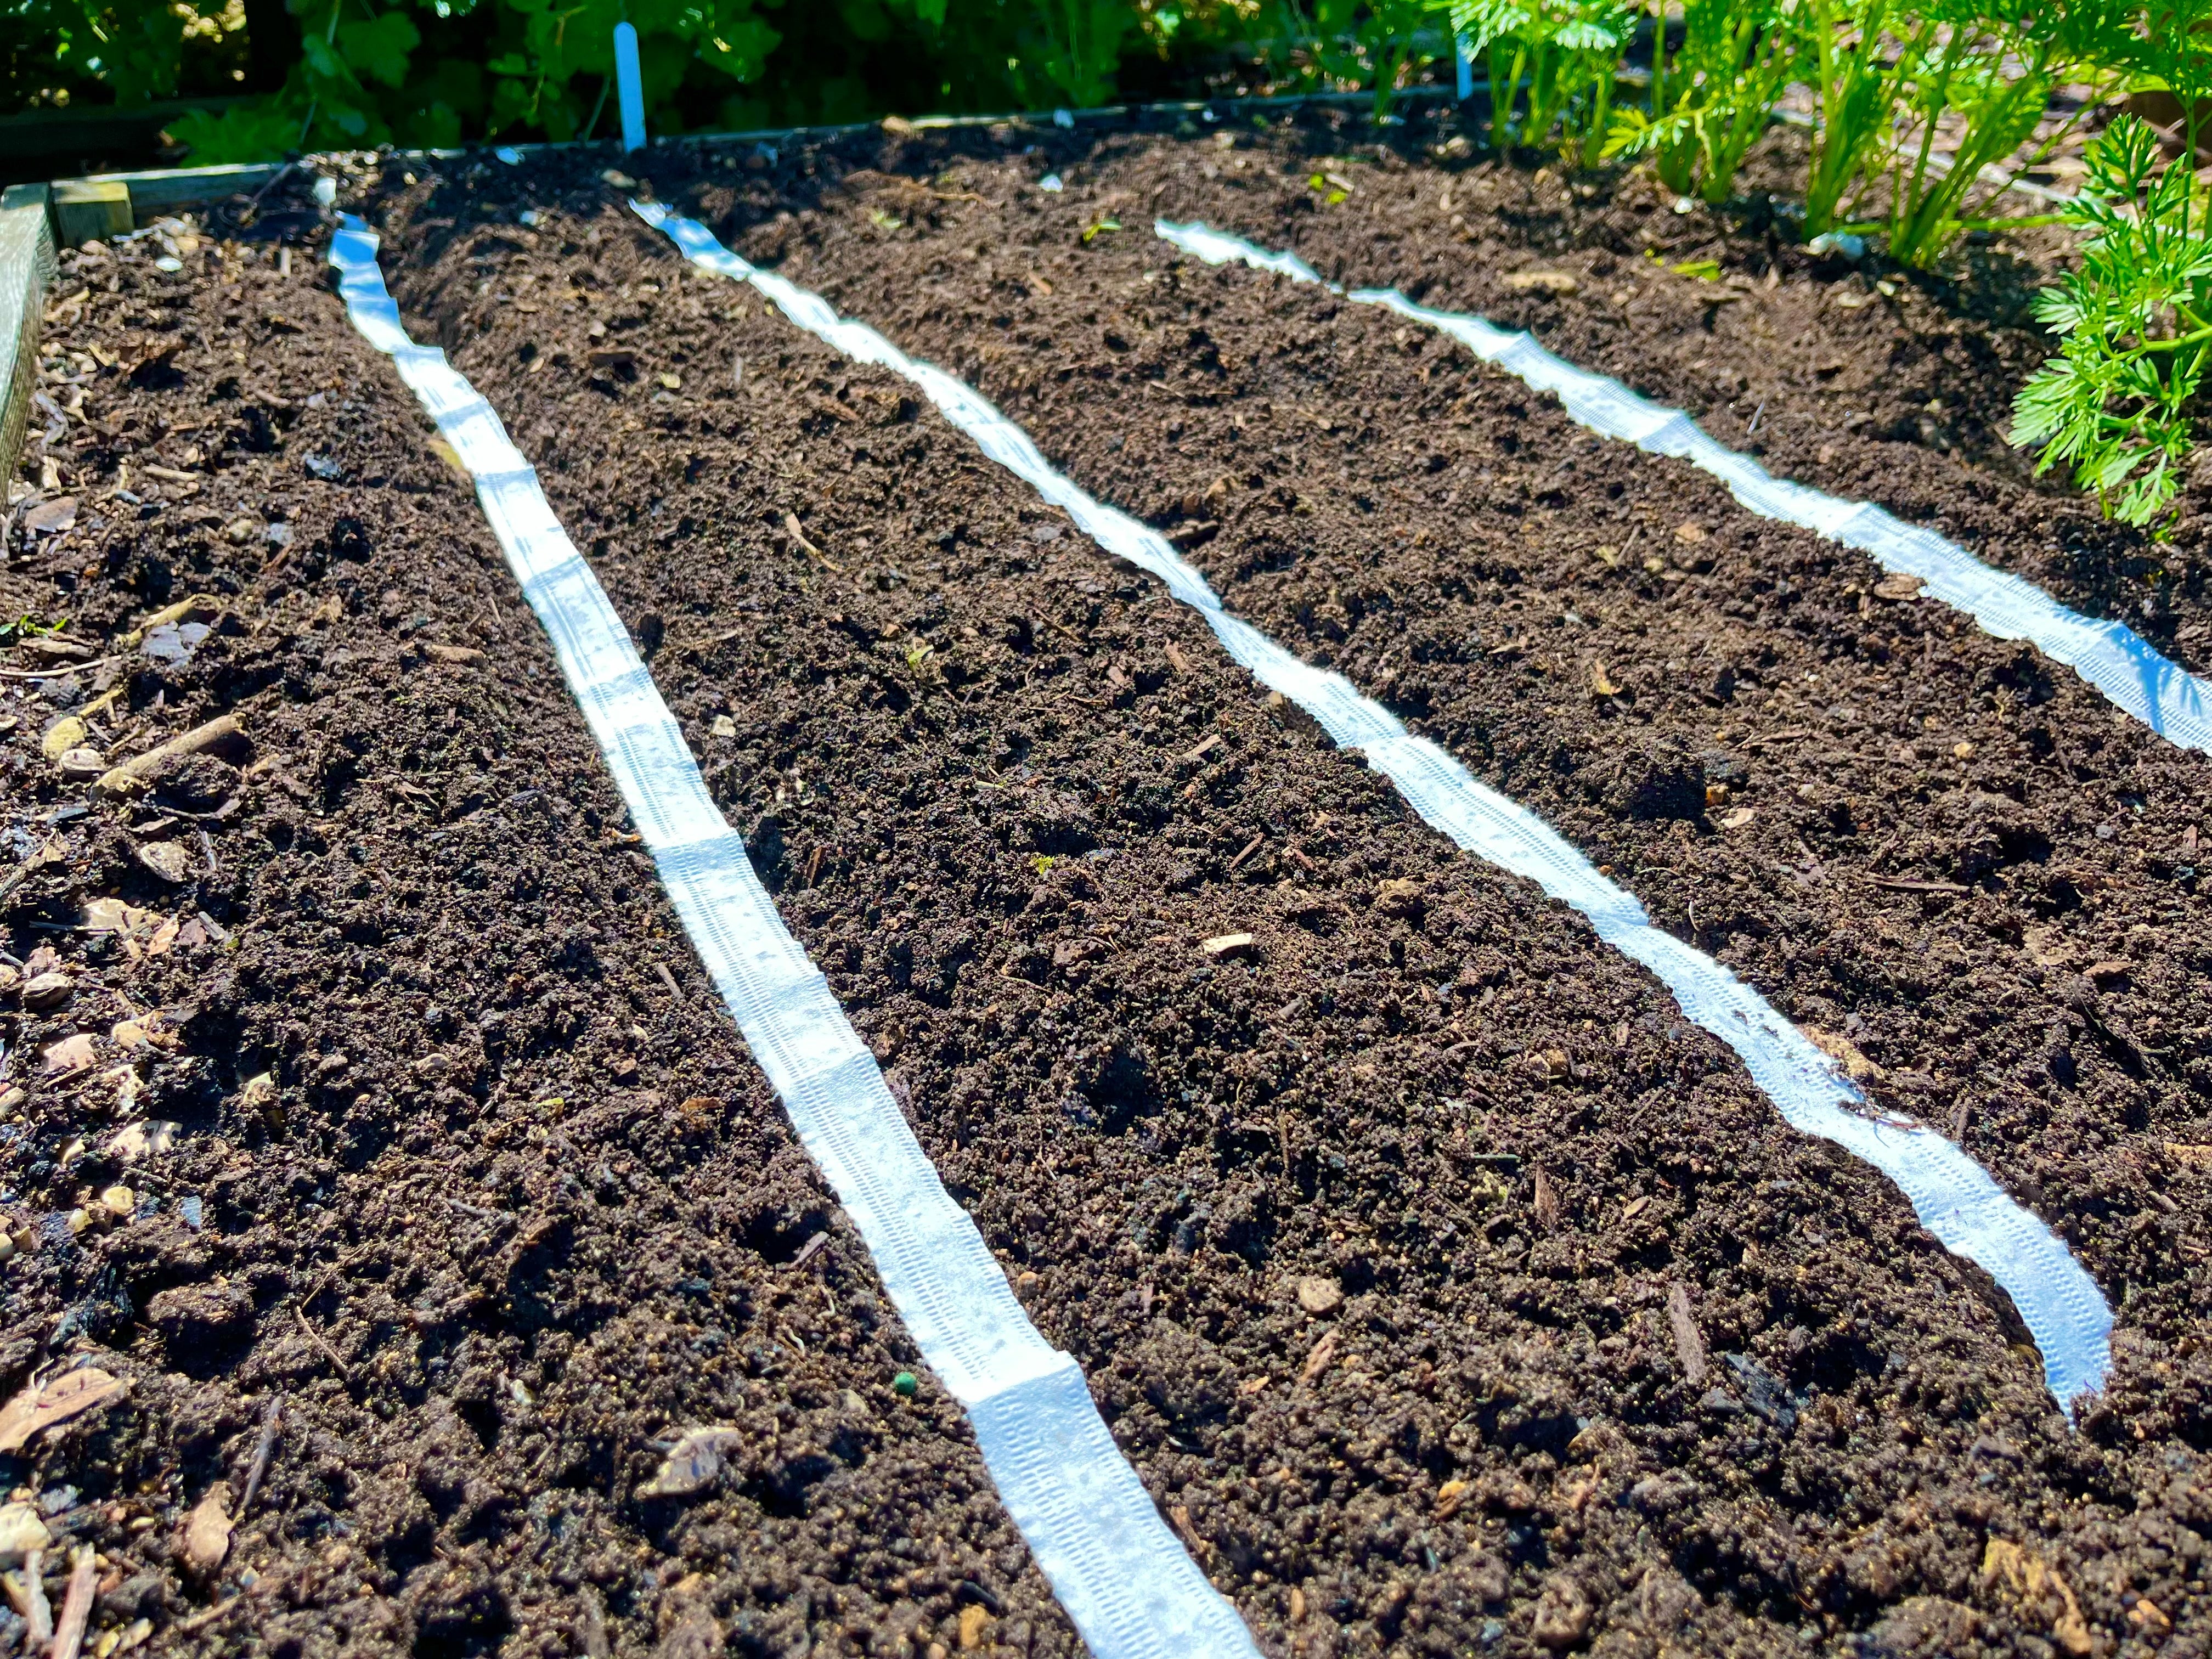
330, 193, 2153, 1659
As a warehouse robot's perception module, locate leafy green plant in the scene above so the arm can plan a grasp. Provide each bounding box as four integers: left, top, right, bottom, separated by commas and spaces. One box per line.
1008, 0, 1144, 106
1604, 0, 1798, 204
1876, 0, 2132, 267
1255, 0, 1444, 116
168, 0, 782, 158
1452, 0, 1632, 163
31, 0, 253, 112
1795, 0, 1931, 239
2012, 114, 2212, 528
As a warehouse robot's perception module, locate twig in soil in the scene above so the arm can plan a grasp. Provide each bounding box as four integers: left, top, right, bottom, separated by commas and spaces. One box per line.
170, 1596, 245, 1636
781, 511, 843, 571
653, 962, 685, 1001
239, 1393, 284, 1517
245, 161, 298, 211
1667, 1283, 1709, 1384
0, 657, 125, 680
294, 1305, 350, 1384
22, 1548, 50, 1649
1747, 399, 1765, 436
48, 1547, 95, 1659
441, 1195, 510, 1221
1227, 834, 1266, 872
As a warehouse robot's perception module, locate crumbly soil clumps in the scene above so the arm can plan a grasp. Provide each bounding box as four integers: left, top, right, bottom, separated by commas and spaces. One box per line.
0, 112, 2204, 1659
9, 199, 1066, 1659
335, 122, 2207, 1658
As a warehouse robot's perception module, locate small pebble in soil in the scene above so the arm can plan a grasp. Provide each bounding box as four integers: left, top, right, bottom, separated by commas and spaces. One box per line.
0, 1499, 49, 1563
892, 1371, 918, 1398
1293, 1276, 1343, 1316
134, 841, 195, 883
21, 971, 74, 1011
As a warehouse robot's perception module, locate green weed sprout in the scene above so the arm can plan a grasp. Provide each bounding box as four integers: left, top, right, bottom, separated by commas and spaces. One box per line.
2011, 115, 2212, 530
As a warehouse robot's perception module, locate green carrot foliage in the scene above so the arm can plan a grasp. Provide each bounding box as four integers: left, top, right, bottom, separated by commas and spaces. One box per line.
1602, 0, 1798, 204
2011, 114, 2212, 528
1451, 0, 1633, 163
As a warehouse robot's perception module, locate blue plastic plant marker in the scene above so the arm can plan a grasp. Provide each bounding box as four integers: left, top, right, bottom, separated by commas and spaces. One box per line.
614, 21, 645, 154
1455, 36, 1474, 100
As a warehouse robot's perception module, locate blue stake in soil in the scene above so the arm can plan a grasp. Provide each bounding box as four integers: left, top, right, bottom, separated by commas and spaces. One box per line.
1455, 35, 1475, 100
614, 20, 646, 154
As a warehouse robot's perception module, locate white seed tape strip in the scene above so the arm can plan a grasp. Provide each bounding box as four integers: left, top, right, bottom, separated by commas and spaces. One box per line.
325, 216, 1259, 1659
637, 203, 2115, 1412
1154, 219, 2212, 758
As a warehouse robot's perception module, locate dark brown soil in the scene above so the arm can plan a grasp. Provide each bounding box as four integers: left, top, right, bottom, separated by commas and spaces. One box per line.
3, 111, 2208, 1659
9, 198, 1074, 1659
349, 126, 2209, 1656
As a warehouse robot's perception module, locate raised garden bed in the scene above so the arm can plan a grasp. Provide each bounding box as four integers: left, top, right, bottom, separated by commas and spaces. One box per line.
6, 106, 2211, 1658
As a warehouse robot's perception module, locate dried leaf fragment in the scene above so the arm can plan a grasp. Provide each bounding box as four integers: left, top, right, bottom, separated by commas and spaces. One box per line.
1982, 1539, 2091, 1656
1588, 662, 1620, 697
1531, 1166, 1561, 1230
40, 1034, 98, 1075
105, 1121, 180, 1162
957, 1603, 990, 1651
1300, 1330, 1340, 1385
41, 718, 86, 762
0, 1367, 131, 1453
134, 841, 194, 883
1872, 572, 1926, 601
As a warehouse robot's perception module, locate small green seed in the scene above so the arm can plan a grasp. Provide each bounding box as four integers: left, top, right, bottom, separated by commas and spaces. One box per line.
892, 1370, 918, 1398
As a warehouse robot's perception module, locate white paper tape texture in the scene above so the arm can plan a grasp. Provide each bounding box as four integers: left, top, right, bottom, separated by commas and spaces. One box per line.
326, 216, 1260, 1659
1153, 218, 2212, 757
638, 204, 2113, 1412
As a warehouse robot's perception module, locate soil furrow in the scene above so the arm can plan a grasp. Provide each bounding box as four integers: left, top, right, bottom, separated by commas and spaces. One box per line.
1115, 111, 2212, 686
340, 146, 2212, 1657
8, 209, 1075, 1659
668, 131, 2212, 1402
